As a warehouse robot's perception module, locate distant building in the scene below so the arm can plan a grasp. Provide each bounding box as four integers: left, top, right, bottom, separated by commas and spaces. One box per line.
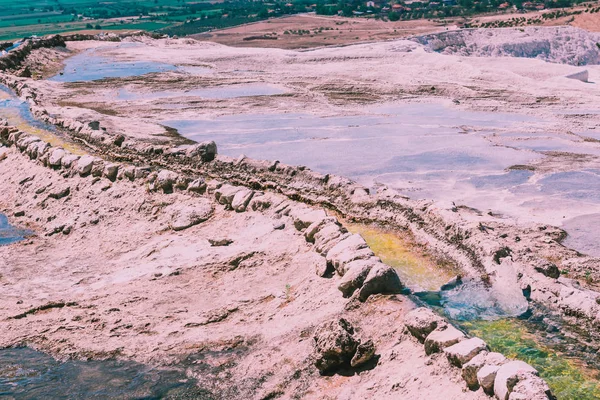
522, 1, 544, 9
367, 1, 376, 7
498, 2, 510, 8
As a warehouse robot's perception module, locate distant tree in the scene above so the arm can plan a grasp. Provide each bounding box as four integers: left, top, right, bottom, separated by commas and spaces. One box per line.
95, 24, 102, 29
86, 23, 93, 29
388, 11, 400, 20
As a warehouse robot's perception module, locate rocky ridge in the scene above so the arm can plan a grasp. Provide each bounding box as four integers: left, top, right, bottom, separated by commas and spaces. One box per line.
0, 115, 554, 399
1, 48, 600, 358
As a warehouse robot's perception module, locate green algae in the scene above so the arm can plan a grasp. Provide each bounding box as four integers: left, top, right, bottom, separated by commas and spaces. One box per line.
461, 318, 600, 400
345, 222, 460, 291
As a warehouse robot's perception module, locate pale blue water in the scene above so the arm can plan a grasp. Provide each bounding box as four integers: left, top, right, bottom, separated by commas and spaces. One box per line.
116, 83, 286, 101
0, 214, 31, 246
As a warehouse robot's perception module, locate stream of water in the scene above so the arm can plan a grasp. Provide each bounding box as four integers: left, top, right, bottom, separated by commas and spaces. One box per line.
348, 222, 600, 399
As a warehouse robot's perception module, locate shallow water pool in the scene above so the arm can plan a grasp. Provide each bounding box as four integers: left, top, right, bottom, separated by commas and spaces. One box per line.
0, 347, 209, 399
0, 214, 31, 246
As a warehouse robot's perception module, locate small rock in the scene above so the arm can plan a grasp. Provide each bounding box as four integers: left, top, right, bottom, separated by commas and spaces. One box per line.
326, 234, 372, 275
47, 186, 70, 200
74, 156, 95, 176
478, 364, 501, 395
509, 375, 553, 400
338, 260, 375, 298
404, 307, 445, 342
48, 148, 66, 168
357, 263, 403, 301
313, 318, 358, 374
154, 170, 179, 193
13, 211, 25, 217
187, 178, 207, 194
424, 325, 465, 355
103, 163, 119, 181
209, 238, 233, 247
185, 140, 217, 162
231, 188, 254, 212
61, 154, 80, 169
462, 351, 506, 390
494, 360, 538, 400
444, 337, 488, 367
293, 209, 328, 231
350, 339, 375, 368
273, 222, 285, 230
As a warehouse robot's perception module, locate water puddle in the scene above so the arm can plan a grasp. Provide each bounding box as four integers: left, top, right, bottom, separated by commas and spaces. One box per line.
115, 83, 286, 102
0, 347, 208, 399
0, 85, 85, 155
0, 214, 31, 246
49, 50, 178, 82
345, 222, 459, 291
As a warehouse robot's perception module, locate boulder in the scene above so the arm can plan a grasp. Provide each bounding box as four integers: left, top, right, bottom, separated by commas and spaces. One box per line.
444, 337, 488, 367
61, 154, 80, 169
494, 360, 538, 400
231, 188, 254, 212
169, 200, 214, 231
154, 170, 179, 193
478, 364, 500, 395
350, 339, 375, 368
101, 163, 118, 181
462, 351, 506, 390
404, 307, 445, 342
357, 263, 403, 301
187, 178, 207, 194
215, 184, 243, 207
292, 209, 328, 231
424, 325, 465, 355
304, 217, 339, 243
48, 148, 65, 168
74, 155, 95, 176
313, 318, 358, 374
337, 259, 375, 297
326, 234, 372, 275
185, 140, 217, 162
47, 185, 70, 200
509, 375, 553, 400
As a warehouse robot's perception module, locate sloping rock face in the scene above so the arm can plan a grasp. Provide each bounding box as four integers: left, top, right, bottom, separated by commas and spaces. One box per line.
414, 26, 600, 66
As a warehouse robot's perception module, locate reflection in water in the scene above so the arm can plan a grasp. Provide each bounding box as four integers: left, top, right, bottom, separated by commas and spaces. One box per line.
0, 85, 85, 155
49, 49, 178, 82
0, 348, 209, 399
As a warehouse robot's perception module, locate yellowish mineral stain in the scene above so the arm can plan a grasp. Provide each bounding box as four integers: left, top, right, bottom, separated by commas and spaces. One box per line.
344, 222, 459, 291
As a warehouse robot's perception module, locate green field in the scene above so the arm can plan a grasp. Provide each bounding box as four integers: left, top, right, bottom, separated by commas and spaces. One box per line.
0, 0, 313, 42
0, 0, 217, 41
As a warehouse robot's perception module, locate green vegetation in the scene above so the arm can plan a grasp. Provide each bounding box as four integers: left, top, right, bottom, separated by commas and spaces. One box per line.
0, 0, 597, 41
0, 0, 311, 41
462, 319, 600, 400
